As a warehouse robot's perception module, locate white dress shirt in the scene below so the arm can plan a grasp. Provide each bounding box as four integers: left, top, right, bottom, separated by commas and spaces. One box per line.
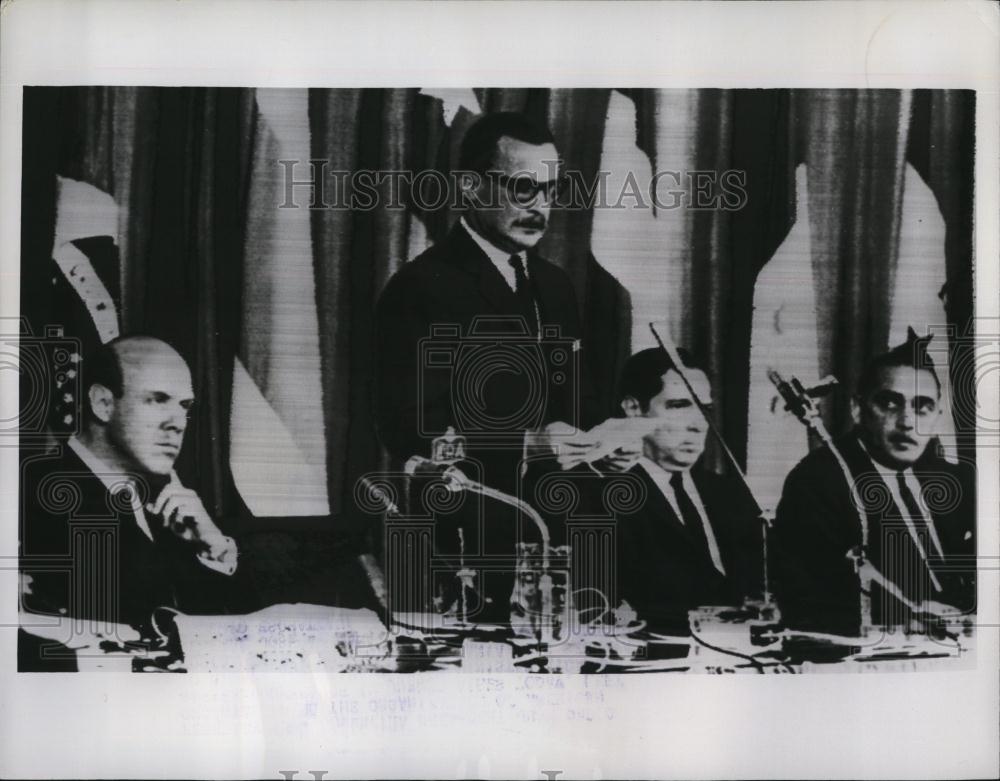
637, 457, 727, 576
67, 436, 237, 576
859, 442, 944, 592
460, 216, 527, 293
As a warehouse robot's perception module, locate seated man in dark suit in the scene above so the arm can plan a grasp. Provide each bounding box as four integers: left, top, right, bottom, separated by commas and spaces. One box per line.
773, 332, 976, 637
603, 348, 761, 635
19, 336, 238, 670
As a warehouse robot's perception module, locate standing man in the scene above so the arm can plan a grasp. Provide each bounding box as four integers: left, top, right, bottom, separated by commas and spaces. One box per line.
608, 348, 762, 634
376, 111, 595, 483
375, 112, 599, 617
773, 332, 976, 636
20, 336, 238, 668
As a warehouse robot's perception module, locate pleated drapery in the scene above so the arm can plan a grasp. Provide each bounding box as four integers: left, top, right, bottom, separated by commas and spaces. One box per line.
20, 87, 976, 529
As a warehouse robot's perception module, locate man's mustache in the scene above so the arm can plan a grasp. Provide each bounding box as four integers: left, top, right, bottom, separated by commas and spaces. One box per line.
514, 216, 546, 229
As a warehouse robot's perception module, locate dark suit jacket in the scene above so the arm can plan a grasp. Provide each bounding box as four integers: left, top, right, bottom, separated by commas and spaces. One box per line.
525, 461, 763, 634
773, 434, 976, 635
375, 221, 597, 494
19, 445, 232, 633
591, 462, 763, 634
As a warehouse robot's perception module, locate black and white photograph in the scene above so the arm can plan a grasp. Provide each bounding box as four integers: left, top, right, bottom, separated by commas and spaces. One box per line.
14, 82, 981, 674
2, 1, 998, 779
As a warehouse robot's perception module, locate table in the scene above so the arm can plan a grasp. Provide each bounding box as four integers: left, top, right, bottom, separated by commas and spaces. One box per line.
19, 604, 974, 673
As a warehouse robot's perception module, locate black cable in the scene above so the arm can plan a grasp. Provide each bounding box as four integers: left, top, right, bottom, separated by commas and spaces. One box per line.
690, 630, 766, 673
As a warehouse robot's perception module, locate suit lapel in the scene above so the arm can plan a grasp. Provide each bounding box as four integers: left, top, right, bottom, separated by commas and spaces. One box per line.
445, 223, 522, 316
61, 445, 160, 550
690, 467, 742, 574
633, 465, 701, 551
526, 253, 559, 327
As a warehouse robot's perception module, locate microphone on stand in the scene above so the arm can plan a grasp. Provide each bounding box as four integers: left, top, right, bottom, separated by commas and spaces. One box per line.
767, 369, 839, 433
766, 366, 876, 637
403, 455, 468, 491
404, 444, 559, 642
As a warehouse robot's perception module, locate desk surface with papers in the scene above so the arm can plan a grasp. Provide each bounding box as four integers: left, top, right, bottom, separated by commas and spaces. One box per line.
19, 602, 975, 674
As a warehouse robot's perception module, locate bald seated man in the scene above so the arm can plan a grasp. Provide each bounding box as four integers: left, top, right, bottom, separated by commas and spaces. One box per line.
20, 336, 237, 655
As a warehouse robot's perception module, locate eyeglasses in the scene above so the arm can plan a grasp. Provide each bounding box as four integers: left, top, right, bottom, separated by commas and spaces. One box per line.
491, 173, 565, 204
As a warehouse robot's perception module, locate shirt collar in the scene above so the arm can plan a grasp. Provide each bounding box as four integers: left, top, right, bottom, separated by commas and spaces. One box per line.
460, 216, 526, 269
857, 437, 913, 479
67, 435, 133, 492
67, 437, 160, 542
637, 456, 689, 485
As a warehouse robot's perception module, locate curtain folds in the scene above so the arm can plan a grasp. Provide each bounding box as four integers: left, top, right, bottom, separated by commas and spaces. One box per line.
20, 86, 976, 533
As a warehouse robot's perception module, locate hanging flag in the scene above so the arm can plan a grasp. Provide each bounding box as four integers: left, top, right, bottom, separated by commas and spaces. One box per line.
889, 163, 957, 462
591, 89, 698, 353
417, 88, 481, 128
43, 176, 122, 435
51, 176, 121, 343
229, 88, 330, 516
746, 163, 821, 513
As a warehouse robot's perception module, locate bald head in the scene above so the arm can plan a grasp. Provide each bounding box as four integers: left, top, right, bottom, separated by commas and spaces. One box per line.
112, 335, 187, 369
83, 336, 194, 475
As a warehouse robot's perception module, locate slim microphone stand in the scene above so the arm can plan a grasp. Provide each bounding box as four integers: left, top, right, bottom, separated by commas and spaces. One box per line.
434, 466, 560, 645
648, 324, 777, 613
765, 368, 874, 637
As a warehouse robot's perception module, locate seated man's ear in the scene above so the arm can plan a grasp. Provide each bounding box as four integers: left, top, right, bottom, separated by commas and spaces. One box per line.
620, 396, 642, 418
87, 383, 115, 424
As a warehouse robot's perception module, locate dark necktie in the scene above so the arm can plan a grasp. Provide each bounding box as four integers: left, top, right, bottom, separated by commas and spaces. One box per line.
669, 471, 725, 576
507, 254, 540, 336
894, 472, 943, 597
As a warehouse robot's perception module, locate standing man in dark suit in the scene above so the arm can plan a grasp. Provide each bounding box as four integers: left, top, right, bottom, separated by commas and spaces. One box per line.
773, 334, 976, 637
375, 112, 601, 618
19, 336, 238, 669
376, 112, 596, 482
606, 348, 761, 634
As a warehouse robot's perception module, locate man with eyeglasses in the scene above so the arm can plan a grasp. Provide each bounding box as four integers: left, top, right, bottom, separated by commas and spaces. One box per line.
773, 331, 976, 636
375, 111, 601, 619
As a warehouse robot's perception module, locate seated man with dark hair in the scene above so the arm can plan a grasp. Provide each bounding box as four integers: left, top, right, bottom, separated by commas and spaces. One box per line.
19, 336, 238, 670
601, 347, 761, 634
773, 331, 976, 637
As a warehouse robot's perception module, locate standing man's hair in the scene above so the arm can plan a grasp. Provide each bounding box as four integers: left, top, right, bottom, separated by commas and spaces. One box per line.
458, 112, 556, 175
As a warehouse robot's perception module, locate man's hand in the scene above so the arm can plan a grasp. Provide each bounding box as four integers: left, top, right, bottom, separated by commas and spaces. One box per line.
596, 446, 643, 473
542, 421, 602, 471
543, 417, 653, 471
147, 476, 238, 575
147, 479, 221, 544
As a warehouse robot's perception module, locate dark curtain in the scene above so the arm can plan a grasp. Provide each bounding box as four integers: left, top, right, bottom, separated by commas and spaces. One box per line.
21, 86, 976, 534
19, 87, 256, 523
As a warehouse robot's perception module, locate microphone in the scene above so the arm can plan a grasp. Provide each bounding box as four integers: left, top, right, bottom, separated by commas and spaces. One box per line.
403, 456, 467, 491
404, 455, 445, 477
805, 375, 839, 399
766, 368, 818, 424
